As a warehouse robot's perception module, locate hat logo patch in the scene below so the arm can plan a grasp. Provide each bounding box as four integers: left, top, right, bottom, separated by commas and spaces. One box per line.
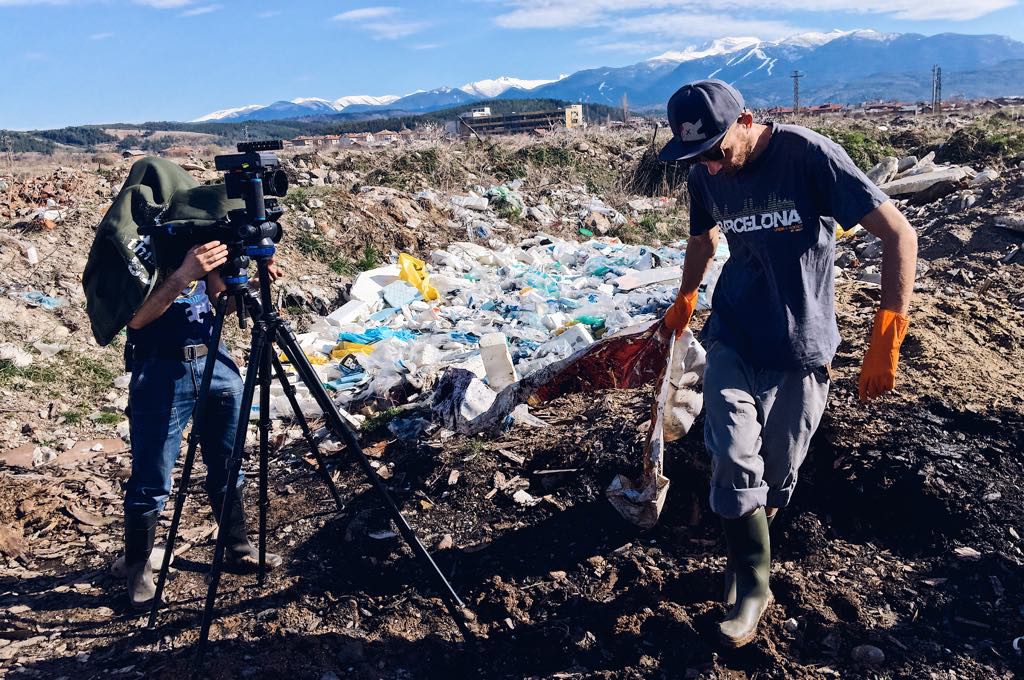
678, 120, 705, 142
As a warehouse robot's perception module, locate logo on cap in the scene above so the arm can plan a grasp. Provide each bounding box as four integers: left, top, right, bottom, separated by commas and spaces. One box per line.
678, 120, 705, 142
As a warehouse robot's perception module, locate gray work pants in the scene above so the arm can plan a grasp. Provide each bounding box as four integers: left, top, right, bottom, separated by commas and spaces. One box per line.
702, 340, 830, 519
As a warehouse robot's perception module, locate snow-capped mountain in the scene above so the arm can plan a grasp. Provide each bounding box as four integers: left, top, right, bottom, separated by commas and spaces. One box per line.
647, 37, 761, 64
460, 76, 561, 98
192, 30, 1024, 122
193, 104, 266, 122
191, 95, 401, 122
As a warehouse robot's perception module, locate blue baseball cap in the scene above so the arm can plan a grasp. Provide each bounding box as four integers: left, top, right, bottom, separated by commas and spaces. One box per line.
659, 80, 745, 161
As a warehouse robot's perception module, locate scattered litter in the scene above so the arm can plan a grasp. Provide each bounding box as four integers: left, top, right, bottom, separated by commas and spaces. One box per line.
11, 290, 67, 311
0, 343, 33, 368
953, 546, 982, 560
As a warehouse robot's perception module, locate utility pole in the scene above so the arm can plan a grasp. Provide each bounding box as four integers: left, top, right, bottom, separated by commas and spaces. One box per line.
931, 65, 942, 114
791, 71, 803, 115
621, 93, 629, 124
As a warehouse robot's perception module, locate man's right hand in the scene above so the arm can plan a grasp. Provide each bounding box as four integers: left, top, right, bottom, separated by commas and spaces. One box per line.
662, 289, 699, 335
177, 241, 229, 282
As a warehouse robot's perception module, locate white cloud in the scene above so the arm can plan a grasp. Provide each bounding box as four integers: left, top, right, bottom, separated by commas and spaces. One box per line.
490, 0, 1017, 27
331, 5, 428, 40
135, 0, 193, 8
179, 3, 219, 16
411, 42, 441, 50
89, 31, 114, 40
256, 10, 280, 19
331, 6, 397, 22
362, 20, 429, 39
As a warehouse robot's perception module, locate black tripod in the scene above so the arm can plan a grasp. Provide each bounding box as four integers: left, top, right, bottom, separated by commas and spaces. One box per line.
147, 255, 475, 665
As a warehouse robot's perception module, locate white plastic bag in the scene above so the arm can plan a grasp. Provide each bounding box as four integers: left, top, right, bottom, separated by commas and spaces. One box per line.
606, 329, 705, 529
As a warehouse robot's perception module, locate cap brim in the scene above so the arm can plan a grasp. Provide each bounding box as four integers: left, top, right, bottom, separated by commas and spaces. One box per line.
658, 129, 727, 162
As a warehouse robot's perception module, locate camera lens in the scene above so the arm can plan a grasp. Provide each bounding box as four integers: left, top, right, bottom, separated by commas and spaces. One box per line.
263, 169, 289, 197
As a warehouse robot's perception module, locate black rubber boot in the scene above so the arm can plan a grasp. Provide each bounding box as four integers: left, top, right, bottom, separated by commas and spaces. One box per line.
723, 510, 777, 605
209, 490, 283, 573
124, 513, 158, 609
719, 508, 772, 648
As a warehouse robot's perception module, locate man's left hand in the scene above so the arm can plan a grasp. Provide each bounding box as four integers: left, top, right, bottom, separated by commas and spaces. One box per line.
858, 308, 910, 402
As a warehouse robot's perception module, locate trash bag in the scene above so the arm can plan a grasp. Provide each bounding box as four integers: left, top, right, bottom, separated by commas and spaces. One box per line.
398, 253, 439, 302
528, 320, 669, 404
606, 329, 705, 529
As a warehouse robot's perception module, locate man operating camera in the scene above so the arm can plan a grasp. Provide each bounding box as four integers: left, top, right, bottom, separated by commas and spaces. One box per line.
121, 240, 282, 608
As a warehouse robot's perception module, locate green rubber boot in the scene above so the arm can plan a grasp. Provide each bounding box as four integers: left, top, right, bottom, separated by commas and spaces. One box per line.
209, 490, 283, 573
124, 513, 158, 609
719, 508, 772, 648
723, 510, 777, 605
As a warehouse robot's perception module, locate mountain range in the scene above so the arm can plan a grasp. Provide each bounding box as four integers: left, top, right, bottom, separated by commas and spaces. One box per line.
194, 30, 1024, 123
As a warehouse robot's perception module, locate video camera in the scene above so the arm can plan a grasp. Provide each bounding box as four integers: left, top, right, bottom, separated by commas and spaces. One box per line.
140, 140, 290, 292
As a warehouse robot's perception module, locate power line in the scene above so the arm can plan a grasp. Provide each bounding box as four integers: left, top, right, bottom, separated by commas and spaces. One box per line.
791, 71, 803, 115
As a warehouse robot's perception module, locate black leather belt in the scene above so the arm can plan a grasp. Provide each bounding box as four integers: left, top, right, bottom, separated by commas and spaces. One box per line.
125, 342, 209, 364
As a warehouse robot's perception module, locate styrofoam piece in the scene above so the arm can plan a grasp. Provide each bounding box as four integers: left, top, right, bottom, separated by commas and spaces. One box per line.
559, 324, 595, 353
349, 265, 401, 304
382, 280, 422, 308
612, 266, 682, 291
327, 299, 370, 326
480, 332, 519, 391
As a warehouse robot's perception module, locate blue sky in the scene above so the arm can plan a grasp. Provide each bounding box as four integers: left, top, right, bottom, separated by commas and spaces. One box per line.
2, 0, 1022, 130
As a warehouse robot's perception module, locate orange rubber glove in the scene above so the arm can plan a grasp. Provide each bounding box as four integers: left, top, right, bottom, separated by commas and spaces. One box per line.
663, 289, 699, 333
859, 308, 910, 402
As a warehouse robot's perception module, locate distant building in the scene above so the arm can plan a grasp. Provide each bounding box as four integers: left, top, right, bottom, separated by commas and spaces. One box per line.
565, 104, 585, 129
375, 129, 400, 144
457, 106, 585, 137
470, 106, 492, 118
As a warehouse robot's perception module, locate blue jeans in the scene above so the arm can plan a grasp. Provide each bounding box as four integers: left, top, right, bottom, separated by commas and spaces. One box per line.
124, 347, 245, 522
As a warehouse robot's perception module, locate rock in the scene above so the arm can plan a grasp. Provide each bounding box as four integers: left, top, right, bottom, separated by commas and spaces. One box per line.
835, 250, 858, 269
851, 644, 885, 665
866, 156, 899, 185
296, 216, 316, 231
897, 155, 917, 172
585, 210, 612, 235
308, 198, 324, 209
879, 167, 967, 197
996, 215, 1024, 234
971, 167, 1000, 186
909, 179, 960, 206
783, 618, 799, 634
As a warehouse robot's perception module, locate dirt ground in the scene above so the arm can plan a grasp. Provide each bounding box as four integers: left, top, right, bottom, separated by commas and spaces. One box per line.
1, 123, 1023, 679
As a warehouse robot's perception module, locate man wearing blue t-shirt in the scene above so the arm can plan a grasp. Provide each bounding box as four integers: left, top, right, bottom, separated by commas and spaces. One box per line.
659, 80, 917, 647
121, 241, 282, 608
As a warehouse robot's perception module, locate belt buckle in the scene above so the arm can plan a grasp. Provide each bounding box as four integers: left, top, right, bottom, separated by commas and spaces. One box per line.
183, 345, 199, 361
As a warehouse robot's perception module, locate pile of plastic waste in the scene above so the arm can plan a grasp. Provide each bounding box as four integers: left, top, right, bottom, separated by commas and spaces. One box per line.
262, 233, 729, 422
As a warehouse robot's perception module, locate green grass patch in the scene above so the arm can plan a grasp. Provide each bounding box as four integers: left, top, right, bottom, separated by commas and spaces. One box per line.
94, 411, 123, 426
328, 244, 380, 276
937, 115, 1024, 164
361, 406, 403, 435
638, 213, 659, 234
811, 126, 895, 170
62, 410, 84, 425
0, 360, 61, 387
282, 186, 313, 210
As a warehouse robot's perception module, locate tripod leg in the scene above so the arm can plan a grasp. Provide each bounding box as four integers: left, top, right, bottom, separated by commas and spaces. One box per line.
257, 332, 272, 585
269, 355, 345, 511
195, 316, 271, 664
273, 324, 477, 643
148, 292, 232, 629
